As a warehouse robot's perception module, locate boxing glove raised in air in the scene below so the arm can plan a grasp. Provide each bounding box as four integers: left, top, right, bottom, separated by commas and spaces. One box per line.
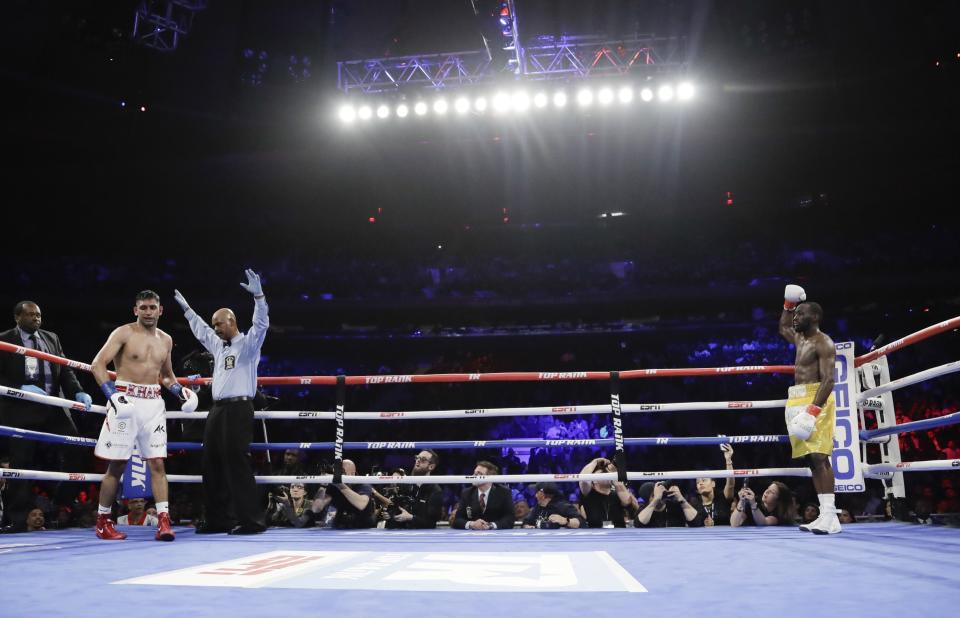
783, 284, 807, 311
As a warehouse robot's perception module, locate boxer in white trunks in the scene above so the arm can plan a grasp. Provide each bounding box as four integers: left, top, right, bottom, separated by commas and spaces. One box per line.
90, 290, 197, 541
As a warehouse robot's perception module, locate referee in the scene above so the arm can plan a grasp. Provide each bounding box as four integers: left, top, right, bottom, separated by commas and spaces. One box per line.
173, 269, 269, 535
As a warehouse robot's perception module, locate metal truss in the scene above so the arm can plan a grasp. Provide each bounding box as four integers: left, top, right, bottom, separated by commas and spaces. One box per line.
132, 0, 207, 53
337, 34, 686, 94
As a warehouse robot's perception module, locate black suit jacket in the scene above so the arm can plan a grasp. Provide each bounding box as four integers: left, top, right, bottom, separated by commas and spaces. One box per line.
453, 484, 516, 530
0, 327, 84, 427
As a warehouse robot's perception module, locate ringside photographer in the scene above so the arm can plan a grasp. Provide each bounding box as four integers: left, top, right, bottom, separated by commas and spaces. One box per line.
384, 450, 443, 529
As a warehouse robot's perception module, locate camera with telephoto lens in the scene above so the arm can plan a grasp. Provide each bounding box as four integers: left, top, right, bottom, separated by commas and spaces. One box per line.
272, 485, 289, 502
386, 491, 415, 518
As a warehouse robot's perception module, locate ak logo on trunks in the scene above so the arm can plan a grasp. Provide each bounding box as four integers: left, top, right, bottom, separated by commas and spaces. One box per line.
153, 425, 166, 433
224, 355, 236, 370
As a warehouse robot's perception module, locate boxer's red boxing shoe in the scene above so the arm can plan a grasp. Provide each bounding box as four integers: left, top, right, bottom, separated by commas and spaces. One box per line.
155, 512, 175, 541
95, 514, 127, 540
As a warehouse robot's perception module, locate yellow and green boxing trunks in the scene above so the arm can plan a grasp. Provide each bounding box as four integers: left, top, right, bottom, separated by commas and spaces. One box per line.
785, 382, 836, 457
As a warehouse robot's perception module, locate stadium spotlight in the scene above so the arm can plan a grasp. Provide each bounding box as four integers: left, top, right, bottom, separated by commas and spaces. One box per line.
454, 97, 471, 114
576, 88, 594, 107
533, 92, 548, 108
553, 91, 568, 108
474, 96, 489, 112
640, 87, 654, 102
433, 98, 449, 115
414, 101, 428, 116
338, 105, 356, 123
396, 103, 409, 118
657, 84, 675, 102
512, 91, 531, 112
677, 82, 695, 101
597, 87, 614, 105
618, 86, 634, 104
376, 104, 390, 119
357, 105, 373, 120
493, 92, 511, 113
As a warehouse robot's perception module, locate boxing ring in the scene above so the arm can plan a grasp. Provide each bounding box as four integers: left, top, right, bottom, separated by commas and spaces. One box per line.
1, 316, 959, 616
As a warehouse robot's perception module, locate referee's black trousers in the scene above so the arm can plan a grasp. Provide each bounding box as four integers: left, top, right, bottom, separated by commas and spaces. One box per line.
201, 400, 265, 528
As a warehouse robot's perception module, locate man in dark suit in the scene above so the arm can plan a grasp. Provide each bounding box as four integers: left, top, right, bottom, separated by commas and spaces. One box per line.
453, 460, 516, 530
0, 300, 92, 528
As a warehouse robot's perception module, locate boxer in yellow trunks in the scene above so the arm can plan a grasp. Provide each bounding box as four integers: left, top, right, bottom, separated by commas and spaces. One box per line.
786, 383, 836, 458
778, 284, 841, 534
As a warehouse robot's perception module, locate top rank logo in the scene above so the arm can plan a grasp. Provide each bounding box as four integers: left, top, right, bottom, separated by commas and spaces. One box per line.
537, 372, 588, 380
365, 375, 413, 384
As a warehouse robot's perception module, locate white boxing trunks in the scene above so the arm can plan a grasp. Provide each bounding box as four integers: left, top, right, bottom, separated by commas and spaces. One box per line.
94, 381, 167, 460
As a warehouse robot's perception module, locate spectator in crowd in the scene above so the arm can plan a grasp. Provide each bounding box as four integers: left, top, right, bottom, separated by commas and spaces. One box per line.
936, 488, 959, 514
578, 457, 638, 528
275, 449, 305, 478
522, 482, 582, 529
0, 300, 93, 528
386, 450, 443, 529
268, 482, 317, 528
692, 444, 736, 526
942, 439, 960, 460
118, 497, 159, 526
838, 509, 854, 525
730, 481, 797, 527
801, 503, 820, 525
911, 499, 933, 524
25, 507, 45, 532
311, 459, 375, 529
513, 499, 531, 524
636, 482, 703, 528
453, 461, 515, 530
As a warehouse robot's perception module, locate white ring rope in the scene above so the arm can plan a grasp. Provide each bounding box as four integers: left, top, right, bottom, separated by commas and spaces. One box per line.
7, 462, 957, 486
857, 360, 960, 401
862, 459, 960, 478
1, 386, 787, 421
0, 467, 814, 485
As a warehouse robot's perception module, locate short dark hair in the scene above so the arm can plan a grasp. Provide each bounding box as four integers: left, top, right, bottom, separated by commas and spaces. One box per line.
476, 460, 499, 475
802, 301, 823, 322
535, 482, 560, 497
13, 301, 37, 317
135, 290, 160, 304
423, 449, 439, 468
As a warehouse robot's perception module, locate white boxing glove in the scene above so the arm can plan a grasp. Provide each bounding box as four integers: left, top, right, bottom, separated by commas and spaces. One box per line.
784, 284, 807, 310
180, 387, 198, 413
107, 392, 136, 418
787, 404, 821, 441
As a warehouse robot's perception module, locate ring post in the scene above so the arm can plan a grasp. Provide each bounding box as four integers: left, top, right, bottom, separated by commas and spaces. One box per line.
333, 375, 345, 484
610, 371, 627, 482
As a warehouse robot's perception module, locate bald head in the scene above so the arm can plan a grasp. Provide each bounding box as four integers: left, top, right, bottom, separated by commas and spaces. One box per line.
341, 459, 357, 475
211, 308, 239, 341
